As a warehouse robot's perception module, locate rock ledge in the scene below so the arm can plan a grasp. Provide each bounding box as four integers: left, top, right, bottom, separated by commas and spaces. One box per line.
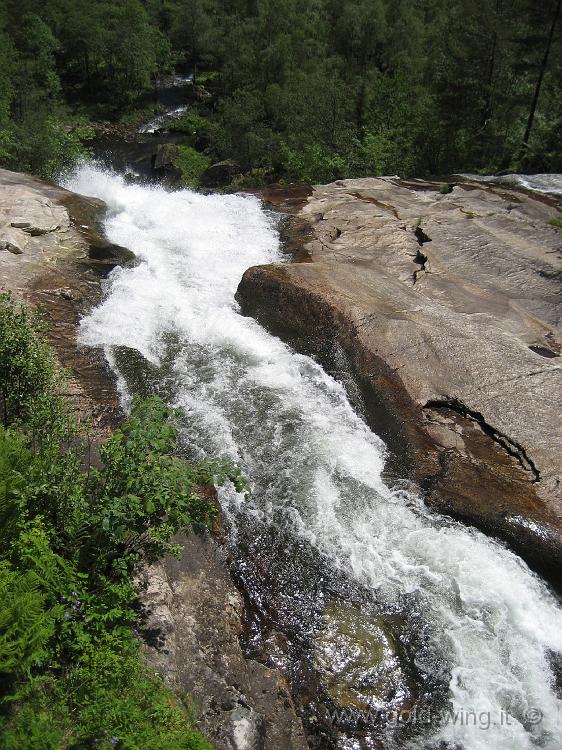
237, 177, 562, 586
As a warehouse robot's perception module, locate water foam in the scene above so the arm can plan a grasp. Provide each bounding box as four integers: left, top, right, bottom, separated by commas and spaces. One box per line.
459, 172, 562, 197
138, 105, 189, 134
65, 163, 562, 749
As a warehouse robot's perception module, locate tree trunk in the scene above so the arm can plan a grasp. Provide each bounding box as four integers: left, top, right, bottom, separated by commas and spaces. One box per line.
519, 0, 561, 160
84, 46, 92, 96
483, 30, 497, 127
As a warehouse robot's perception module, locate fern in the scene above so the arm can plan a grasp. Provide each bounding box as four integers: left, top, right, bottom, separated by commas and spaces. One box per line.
0, 564, 57, 700
0, 297, 220, 748
0, 428, 30, 553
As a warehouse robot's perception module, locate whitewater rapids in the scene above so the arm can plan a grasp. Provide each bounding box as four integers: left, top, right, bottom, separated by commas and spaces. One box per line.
65, 164, 562, 750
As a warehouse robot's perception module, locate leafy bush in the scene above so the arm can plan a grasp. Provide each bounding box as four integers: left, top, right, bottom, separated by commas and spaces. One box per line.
0, 111, 95, 181
169, 113, 213, 150
2, 628, 216, 750
195, 71, 220, 85
280, 143, 346, 184
0, 563, 58, 697
175, 145, 211, 188
83, 396, 238, 578
0, 296, 237, 748
0, 292, 63, 429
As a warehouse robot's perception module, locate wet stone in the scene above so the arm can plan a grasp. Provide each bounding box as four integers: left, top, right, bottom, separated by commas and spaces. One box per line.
315, 602, 413, 714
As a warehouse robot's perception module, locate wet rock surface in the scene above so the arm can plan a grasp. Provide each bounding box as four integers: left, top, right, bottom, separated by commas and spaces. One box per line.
238, 177, 562, 587
314, 602, 412, 714
140, 531, 307, 750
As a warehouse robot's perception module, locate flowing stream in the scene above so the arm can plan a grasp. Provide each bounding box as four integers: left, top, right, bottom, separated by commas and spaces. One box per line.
65, 163, 562, 750
139, 74, 193, 133
458, 173, 562, 197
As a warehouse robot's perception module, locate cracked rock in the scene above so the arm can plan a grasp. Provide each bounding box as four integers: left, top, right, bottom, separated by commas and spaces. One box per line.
236, 175, 562, 587
0, 225, 28, 254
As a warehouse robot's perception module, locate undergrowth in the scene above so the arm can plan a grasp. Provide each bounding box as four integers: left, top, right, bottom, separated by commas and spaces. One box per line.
0, 292, 244, 749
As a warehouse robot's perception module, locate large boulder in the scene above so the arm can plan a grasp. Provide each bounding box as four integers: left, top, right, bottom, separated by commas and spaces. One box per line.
200, 159, 242, 188
237, 177, 562, 587
152, 143, 182, 183
0, 226, 28, 254
140, 531, 308, 750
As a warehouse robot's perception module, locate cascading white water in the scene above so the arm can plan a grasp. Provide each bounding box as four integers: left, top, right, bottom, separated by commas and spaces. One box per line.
138, 105, 189, 134
64, 163, 562, 750
458, 173, 562, 197
138, 73, 194, 133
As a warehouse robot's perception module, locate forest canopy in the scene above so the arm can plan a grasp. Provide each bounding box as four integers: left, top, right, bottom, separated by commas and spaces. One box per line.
0, 0, 560, 181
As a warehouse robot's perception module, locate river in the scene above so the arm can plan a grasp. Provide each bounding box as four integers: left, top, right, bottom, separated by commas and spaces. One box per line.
64, 163, 562, 750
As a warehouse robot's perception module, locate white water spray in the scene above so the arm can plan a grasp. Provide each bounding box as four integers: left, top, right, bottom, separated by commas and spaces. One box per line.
65, 164, 562, 750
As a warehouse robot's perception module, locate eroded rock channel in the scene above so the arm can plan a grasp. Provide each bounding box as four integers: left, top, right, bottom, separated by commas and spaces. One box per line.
3, 166, 562, 750
237, 177, 562, 586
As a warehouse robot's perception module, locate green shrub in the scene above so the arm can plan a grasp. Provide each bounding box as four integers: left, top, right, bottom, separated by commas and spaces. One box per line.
175, 145, 211, 188
548, 217, 562, 229
0, 296, 231, 748
195, 71, 220, 85
280, 142, 346, 184
83, 396, 242, 578
65, 638, 216, 750
0, 682, 69, 750
2, 647, 216, 750
169, 112, 211, 140
2, 113, 94, 181
347, 130, 418, 178
0, 292, 65, 429
0, 563, 58, 699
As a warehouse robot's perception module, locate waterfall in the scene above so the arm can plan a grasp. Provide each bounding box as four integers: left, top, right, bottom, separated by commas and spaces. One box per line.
65, 163, 562, 750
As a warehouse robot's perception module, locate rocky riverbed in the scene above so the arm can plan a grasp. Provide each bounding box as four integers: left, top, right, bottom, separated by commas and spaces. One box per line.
237, 176, 562, 587
3, 167, 562, 750
0, 167, 307, 750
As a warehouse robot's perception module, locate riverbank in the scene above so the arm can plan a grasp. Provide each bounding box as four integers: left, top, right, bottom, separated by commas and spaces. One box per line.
237, 176, 562, 587
0, 167, 307, 750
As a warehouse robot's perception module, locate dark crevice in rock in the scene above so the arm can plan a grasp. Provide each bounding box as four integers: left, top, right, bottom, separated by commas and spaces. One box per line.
11, 222, 60, 236
412, 226, 431, 283
424, 398, 541, 482
529, 344, 560, 358
412, 247, 429, 284
537, 267, 562, 281
414, 225, 432, 246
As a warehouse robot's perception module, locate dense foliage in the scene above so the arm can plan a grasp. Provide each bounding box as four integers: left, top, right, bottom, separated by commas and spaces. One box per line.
0, 293, 247, 749
0, 0, 560, 181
